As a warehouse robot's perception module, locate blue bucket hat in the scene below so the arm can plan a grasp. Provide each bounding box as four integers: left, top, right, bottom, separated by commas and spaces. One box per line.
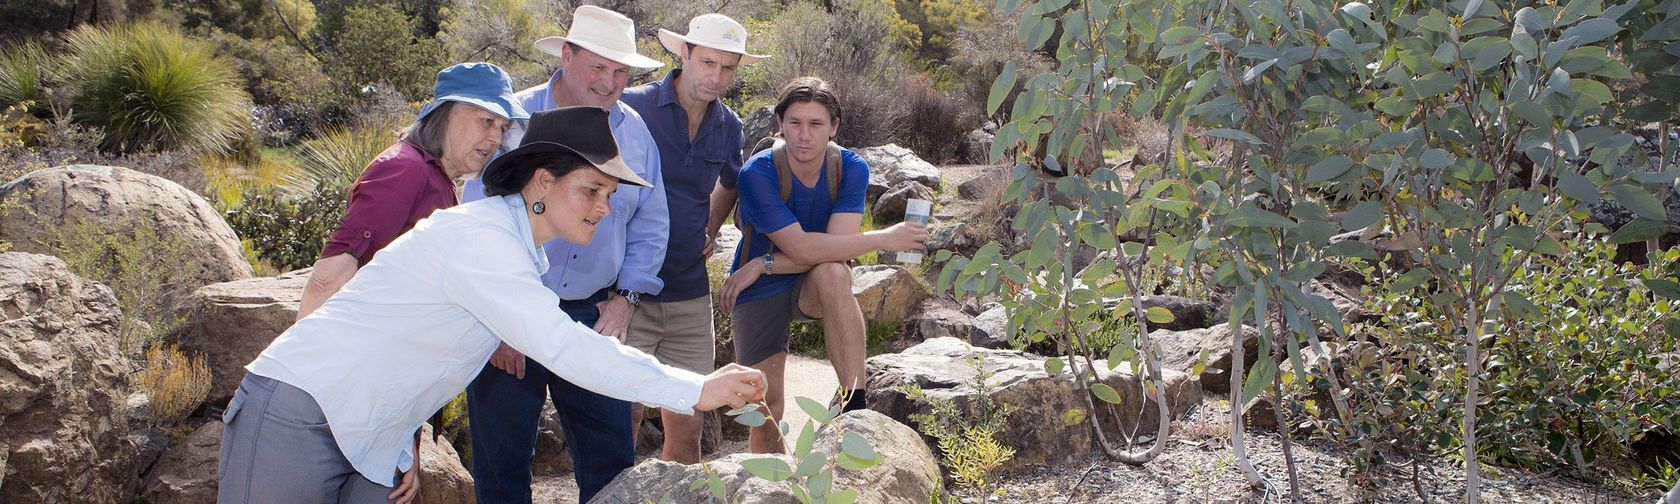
418, 62, 529, 122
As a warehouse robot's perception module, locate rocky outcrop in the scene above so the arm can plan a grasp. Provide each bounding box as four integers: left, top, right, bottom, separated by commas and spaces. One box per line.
856, 144, 942, 202
0, 252, 141, 503
419, 423, 474, 504
594, 410, 938, 504
865, 338, 1200, 471
174, 269, 308, 406
536, 401, 571, 476
1154, 325, 1260, 394
871, 182, 935, 225
851, 265, 927, 324
140, 421, 221, 504
0, 165, 255, 309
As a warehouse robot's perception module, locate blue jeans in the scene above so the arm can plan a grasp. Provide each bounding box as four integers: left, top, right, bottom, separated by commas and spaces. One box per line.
466, 290, 632, 504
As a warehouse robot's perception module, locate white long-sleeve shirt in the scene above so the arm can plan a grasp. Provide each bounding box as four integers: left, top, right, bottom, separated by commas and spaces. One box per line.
246, 193, 703, 487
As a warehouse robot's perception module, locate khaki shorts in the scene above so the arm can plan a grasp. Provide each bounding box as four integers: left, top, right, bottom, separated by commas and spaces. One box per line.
625, 296, 716, 375
730, 276, 818, 366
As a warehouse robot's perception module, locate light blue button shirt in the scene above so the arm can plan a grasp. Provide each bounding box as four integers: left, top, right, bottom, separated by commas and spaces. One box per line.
245, 194, 702, 487
463, 69, 669, 299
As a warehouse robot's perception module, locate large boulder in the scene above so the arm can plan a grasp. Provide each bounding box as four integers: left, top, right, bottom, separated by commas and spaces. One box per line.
871, 181, 935, 225
0, 165, 255, 308
174, 269, 308, 406
856, 144, 942, 202
140, 421, 222, 504
1154, 325, 1261, 394
865, 338, 1200, 470
594, 410, 938, 504
0, 252, 141, 503
535, 401, 571, 476
709, 224, 744, 269
851, 265, 927, 324
419, 423, 475, 504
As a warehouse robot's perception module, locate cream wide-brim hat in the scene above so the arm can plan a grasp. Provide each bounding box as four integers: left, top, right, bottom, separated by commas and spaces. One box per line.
534, 5, 664, 70
657, 13, 769, 65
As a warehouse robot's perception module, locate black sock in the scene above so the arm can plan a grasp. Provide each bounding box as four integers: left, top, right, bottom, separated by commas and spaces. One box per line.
841, 388, 868, 413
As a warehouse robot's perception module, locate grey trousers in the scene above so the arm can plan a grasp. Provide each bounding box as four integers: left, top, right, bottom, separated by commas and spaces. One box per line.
218, 373, 397, 504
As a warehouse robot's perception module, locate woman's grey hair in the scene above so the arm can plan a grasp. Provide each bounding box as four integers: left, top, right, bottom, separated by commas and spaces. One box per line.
401, 101, 457, 159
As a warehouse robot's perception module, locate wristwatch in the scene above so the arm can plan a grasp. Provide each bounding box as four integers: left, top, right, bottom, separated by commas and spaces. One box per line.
762, 253, 775, 275
616, 289, 641, 306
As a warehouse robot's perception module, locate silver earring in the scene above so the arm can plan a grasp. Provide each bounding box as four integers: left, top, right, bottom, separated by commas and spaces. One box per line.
532, 200, 546, 214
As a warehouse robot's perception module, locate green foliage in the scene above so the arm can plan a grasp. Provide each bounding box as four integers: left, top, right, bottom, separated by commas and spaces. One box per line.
1336, 240, 1680, 484
61, 21, 251, 154
165, 0, 318, 41
325, 4, 446, 101
787, 320, 899, 358
209, 31, 346, 145
721, 397, 881, 504
0, 41, 49, 114
284, 123, 398, 193
904, 352, 1017, 493
37, 213, 209, 352
437, 0, 559, 78
223, 184, 347, 272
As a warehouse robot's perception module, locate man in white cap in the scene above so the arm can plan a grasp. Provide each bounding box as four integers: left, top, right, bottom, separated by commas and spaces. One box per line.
458, 5, 669, 503
620, 13, 768, 464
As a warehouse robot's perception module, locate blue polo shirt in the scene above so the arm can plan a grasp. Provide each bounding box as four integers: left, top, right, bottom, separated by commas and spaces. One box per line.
728, 148, 869, 304
621, 70, 744, 302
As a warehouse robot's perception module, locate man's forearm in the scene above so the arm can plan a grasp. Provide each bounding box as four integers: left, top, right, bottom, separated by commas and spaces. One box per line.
707, 184, 738, 237
773, 229, 885, 266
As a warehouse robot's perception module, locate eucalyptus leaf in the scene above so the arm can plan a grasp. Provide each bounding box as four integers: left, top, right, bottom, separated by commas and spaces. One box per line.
1091, 383, 1123, 404
1557, 170, 1601, 204
988, 61, 1018, 116
1342, 200, 1383, 231
1609, 218, 1672, 244
741, 457, 792, 482
1609, 184, 1669, 221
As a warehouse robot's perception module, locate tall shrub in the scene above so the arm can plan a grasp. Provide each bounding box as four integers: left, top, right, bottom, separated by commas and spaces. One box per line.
61, 21, 251, 154
0, 41, 49, 114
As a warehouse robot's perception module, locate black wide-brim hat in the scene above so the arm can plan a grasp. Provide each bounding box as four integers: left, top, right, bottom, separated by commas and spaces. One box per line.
480, 107, 652, 194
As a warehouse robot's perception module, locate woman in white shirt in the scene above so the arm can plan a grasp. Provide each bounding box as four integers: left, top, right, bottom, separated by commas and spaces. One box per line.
218, 107, 764, 504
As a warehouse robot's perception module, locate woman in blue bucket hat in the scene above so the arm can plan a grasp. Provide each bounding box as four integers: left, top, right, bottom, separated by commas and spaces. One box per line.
298, 62, 529, 319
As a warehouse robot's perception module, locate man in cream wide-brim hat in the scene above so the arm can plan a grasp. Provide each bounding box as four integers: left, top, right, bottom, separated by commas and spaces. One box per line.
459, 5, 673, 504
621, 12, 769, 464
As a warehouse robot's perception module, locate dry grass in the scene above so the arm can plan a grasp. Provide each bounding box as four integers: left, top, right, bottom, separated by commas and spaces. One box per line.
135, 342, 212, 422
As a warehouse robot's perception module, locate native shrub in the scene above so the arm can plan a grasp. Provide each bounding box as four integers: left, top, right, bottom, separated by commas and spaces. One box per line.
60, 21, 250, 154
0, 41, 49, 114
224, 184, 347, 273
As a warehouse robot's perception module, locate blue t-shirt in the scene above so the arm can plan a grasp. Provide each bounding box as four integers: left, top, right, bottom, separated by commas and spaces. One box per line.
729, 147, 869, 304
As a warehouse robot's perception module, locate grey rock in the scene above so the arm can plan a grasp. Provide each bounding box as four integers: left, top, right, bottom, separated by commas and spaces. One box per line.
141, 421, 221, 504
174, 269, 308, 406
865, 338, 1200, 471
872, 181, 935, 225
905, 300, 973, 343
1103, 295, 1217, 331
536, 400, 571, 476
595, 410, 938, 504
741, 106, 776, 160
857, 144, 943, 202
419, 423, 476, 504
970, 305, 1010, 349
1153, 325, 1261, 394
0, 252, 142, 503
852, 265, 928, 324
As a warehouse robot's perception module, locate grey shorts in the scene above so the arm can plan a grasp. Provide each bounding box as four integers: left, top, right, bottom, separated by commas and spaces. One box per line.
731, 276, 816, 366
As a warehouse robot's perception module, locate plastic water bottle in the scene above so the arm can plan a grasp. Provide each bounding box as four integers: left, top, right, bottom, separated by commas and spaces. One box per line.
896, 198, 932, 264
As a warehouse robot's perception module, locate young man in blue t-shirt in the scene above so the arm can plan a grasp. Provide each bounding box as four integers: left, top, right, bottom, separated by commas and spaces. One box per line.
716, 77, 928, 454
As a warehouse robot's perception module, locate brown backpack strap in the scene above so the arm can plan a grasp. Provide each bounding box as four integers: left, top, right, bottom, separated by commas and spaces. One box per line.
735, 138, 799, 268
824, 141, 842, 202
